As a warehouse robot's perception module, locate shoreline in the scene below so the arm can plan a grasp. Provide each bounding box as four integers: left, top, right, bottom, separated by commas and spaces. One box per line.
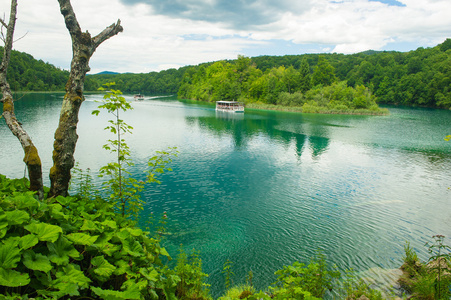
244, 102, 390, 116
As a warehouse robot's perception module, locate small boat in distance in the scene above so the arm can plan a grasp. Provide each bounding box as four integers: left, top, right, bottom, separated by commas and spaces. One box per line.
134, 94, 144, 101
216, 101, 244, 113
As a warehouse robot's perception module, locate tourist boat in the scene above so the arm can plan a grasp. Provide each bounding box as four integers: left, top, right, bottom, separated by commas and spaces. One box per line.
134, 94, 144, 101
215, 101, 244, 113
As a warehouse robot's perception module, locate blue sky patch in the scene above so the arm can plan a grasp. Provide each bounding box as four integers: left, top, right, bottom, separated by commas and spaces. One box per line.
369, 0, 406, 7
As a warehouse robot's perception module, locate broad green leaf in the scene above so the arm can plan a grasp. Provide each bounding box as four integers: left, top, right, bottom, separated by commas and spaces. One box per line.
0, 228, 6, 239
113, 259, 130, 276
23, 250, 52, 272
40, 283, 80, 298
122, 278, 148, 291
5, 210, 29, 225
8, 192, 40, 211
25, 222, 62, 243
67, 232, 98, 246
100, 219, 117, 229
116, 229, 131, 241
120, 238, 144, 257
139, 267, 159, 282
48, 203, 69, 221
102, 243, 122, 257
0, 214, 7, 231
0, 237, 21, 269
80, 219, 99, 231
159, 247, 170, 258
93, 232, 114, 248
53, 264, 91, 289
91, 256, 116, 281
55, 195, 71, 206
48, 237, 81, 265
91, 285, 141, 300
0, 267, 30, 287
124, 227, 143, 237
19, 234, 39, 250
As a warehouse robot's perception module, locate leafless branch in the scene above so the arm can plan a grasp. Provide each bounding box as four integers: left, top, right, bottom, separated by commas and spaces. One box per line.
14, 30, 27, 42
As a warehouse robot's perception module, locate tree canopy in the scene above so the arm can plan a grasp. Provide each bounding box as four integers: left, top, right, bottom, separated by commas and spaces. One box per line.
2, 39, 451, 110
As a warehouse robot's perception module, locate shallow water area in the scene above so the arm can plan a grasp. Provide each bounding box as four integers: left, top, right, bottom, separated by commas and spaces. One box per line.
1, 93, 450, 297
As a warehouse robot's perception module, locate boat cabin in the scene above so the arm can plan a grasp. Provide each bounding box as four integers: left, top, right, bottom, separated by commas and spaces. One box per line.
134, 94, 144, 100
216, 101, 244, 113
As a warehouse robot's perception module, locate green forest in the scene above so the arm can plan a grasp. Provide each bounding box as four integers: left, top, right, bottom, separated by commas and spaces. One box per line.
2, 38, 451, 110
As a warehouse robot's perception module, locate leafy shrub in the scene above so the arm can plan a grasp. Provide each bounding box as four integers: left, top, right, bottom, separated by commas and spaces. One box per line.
302, 100, 320, 113
217, 284, 255, 300
399, 237, 451, 300
269, 251, 340, 299
341, 270, 384, 300
0, 175, 176, 299
173, 248, 211, 300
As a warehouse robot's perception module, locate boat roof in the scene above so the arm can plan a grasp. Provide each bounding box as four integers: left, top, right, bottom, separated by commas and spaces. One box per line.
216, 101, 243, 104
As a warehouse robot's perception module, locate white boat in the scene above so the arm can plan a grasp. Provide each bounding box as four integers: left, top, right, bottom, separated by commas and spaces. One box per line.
134, 94, 144, 101
215, 101, 244, 113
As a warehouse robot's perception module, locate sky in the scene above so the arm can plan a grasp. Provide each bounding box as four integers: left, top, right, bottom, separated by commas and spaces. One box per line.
1, 0, 451, 74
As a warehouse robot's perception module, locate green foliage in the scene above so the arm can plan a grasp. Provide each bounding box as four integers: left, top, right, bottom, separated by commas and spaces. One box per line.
403, 241, 419, 267
0, 174, 174, 299
400, 237, 451, 300
178, 55, 386, 114
92, 84, 178, 218
220, 252, 341, 300
426, 235, 451, 299
71, 163, 97, 200
7, 39, 451, 110
270, 251, 340, 299
217, 285, 255, 300
0, 47, 71, 91
312, 56, 337, 87
340, 270, 384, 300
222, 259, 235, 290
174, 248, 211, 300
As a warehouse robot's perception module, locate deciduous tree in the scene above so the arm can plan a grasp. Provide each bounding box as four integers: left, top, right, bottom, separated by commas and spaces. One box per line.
0, 0, 44, 199
49, 0, 123, 197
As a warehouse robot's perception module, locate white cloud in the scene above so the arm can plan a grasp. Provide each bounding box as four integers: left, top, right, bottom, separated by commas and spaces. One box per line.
1, 0, 450, 73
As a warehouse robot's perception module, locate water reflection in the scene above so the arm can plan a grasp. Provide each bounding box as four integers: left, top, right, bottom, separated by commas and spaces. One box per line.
185, 109, 332, 159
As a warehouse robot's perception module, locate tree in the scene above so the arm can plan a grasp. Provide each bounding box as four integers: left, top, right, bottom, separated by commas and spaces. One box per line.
0, 0, 44, 199
299, 57, 312, 93
49, 0, 123, 197
312, 56, 336, 87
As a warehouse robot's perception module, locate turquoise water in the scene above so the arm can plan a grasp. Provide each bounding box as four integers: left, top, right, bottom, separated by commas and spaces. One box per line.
1, 93, 451, 296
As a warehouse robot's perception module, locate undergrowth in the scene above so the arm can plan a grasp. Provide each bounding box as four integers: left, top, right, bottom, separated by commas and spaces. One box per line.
399, 238, 451, 299
0, 174, 404, 299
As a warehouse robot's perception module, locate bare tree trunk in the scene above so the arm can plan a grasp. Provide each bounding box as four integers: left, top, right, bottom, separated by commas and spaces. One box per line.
49, 0, 123, 197
1, 0, 44, 199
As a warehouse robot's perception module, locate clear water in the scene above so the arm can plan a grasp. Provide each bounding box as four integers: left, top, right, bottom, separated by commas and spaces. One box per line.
1, 93, 451, 296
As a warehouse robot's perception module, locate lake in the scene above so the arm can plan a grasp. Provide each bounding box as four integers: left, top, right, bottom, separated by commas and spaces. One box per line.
1, 93, 451, 296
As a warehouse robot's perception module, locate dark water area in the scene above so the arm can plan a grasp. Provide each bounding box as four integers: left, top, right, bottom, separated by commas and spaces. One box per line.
1, 93, 450, 297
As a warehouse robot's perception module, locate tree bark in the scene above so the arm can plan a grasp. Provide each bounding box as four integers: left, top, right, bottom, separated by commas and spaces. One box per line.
49, 0, 123, 197
1, 0, 44, 199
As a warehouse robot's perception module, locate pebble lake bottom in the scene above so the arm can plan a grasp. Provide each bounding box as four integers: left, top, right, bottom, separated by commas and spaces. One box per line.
1, 93, 450, 297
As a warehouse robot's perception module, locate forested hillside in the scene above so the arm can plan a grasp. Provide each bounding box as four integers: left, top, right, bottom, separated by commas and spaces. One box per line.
88, 67, 187, 94
179, 39, 451, 109
2, 39, 451, 109
0, 48, 69, 91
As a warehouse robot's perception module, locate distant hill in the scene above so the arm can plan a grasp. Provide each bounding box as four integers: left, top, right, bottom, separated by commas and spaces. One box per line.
3, 39, 451, 109
94, 71, 120, 75
177, 39, 451, 109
